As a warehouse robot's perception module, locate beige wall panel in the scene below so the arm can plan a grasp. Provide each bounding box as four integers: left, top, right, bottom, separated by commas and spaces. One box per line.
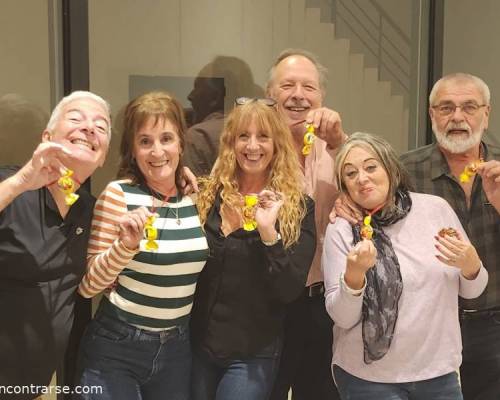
241, 0, 274, 86
89, 0, 181, 94
319, 37, 351, 124
271, 0, 291, 59
347, 53, 364, 136
443, 0, 500, 144
0, 0, 51, 165
0, 0, 51, 111
180, 0, 244, 74
89, 0, 183, 193
288, 0, 306, 47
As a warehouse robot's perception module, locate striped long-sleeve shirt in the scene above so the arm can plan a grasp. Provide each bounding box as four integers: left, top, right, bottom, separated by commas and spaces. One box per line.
79, 180, 208, 330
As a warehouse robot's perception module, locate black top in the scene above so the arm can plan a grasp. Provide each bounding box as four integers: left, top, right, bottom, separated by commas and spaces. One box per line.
0, 166, 94, 388
191, 194, 316, 359
401, 141, 500, 311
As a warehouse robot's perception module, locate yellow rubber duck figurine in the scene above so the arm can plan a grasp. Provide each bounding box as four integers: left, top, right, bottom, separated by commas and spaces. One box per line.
243, 194, 258, 231
57, 169, 79, 206
143, 216, 159, 251
302, 124, 316, 156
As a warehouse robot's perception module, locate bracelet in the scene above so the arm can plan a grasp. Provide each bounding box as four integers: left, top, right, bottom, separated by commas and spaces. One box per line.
262, 233, 281, 246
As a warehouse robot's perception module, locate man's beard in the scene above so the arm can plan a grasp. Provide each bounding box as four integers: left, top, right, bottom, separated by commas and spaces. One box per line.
432, 121, 484, 154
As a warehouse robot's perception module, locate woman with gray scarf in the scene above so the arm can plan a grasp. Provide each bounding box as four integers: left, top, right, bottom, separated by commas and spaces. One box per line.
322, 133, 487, 400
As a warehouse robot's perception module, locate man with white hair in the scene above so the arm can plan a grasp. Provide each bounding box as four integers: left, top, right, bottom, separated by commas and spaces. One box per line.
401, 73, 500, 399
0, 91, 111, 399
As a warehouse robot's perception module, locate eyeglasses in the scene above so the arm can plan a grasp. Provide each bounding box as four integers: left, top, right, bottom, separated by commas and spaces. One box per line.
234, 97, 277, 107
431, 102, 487, 117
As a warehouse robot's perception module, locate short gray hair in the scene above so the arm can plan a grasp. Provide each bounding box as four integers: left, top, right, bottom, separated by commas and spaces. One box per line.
266, 48, 328, 94
429, 73, 491, 105
46, 91, 111, 137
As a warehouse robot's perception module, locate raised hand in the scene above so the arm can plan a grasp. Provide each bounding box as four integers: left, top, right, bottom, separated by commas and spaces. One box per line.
14, 142, 73, 191
344, 239, 377, 290
329, 192, 363, 224
180, 166, 199, 194
477, 160, 500, 213
306, 107, 346, 150
118, 206, 155, 250
435, 230, 481, 279
255, 190, 284, 230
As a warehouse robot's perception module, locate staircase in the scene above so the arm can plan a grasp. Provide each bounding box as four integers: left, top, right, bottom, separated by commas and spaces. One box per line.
115, 0, 412, 153
277, 1, 410, 152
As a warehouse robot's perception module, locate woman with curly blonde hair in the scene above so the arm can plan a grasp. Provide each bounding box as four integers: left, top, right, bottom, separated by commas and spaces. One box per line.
191, 99, 316, 400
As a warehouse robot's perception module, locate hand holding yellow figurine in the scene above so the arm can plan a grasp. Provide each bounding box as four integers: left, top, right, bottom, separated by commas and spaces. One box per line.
143, 215, 159, 250
57, 168, 79, 205
302, 124, 316, 156
243, 194, 258, 231
459, 159, 484, 183
360, 215, 374, 240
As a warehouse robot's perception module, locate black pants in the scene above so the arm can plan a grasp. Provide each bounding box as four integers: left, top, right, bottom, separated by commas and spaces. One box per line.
270, 290, 340, 400
460, 310, 500, 400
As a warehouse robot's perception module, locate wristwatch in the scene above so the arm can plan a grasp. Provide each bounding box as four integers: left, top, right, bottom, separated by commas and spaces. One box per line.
262, 233, 281, 246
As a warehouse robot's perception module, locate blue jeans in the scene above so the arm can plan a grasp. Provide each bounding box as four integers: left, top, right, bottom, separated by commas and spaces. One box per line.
191, 338, 282, 400
74, 311, 191, 400
333, 366, 463, 400
460, 310, 500, 399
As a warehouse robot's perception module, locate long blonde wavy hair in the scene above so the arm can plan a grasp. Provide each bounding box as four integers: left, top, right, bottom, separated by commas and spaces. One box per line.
197, 100, 306, 248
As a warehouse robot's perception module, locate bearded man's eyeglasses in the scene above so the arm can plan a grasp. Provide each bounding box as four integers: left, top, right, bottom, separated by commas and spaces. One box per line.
432, 102, 487, 117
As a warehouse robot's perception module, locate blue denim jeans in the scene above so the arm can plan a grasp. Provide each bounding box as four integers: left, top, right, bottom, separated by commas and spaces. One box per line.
191, 337, 282, 400
460, 310, 500, 399
74, 311, 191, 400
333, 366, 463, 400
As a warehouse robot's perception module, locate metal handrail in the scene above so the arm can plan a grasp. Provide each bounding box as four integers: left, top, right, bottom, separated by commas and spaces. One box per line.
352, 0, 410, 45
336, 12, 409, 92
331, 0, 411, 97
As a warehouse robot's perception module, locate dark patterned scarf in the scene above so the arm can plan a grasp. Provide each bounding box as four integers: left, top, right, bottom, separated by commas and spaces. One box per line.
351, 189, 412, 364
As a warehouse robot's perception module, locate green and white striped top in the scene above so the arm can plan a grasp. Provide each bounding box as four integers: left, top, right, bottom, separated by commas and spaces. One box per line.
79, 180, 208, 330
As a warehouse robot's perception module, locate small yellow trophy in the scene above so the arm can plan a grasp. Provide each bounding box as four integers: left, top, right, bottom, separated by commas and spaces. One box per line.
360, 215, 374, 240
302, 124, 316, 155
57, 168, 79, 205
143, 216, 159, 250
243, 194, 258, 231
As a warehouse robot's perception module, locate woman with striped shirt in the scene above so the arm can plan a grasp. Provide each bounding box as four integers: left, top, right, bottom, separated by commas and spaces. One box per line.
75, 92, 208, 400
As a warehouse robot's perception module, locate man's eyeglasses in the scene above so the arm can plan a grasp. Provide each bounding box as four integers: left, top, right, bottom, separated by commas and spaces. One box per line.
431, 102, 487, 117
235, 97, 277, 107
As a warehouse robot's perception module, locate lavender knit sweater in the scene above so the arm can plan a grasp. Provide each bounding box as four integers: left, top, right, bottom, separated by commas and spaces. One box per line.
322, 192, 488, 383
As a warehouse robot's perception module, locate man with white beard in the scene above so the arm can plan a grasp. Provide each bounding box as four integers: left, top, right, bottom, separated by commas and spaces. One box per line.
400, 73, 500, 399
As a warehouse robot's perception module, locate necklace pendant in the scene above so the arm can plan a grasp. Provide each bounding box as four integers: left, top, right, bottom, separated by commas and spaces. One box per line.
176, 219, 181, 225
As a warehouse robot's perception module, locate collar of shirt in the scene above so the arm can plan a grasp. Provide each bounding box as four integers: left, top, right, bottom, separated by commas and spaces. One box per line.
429, 141, 490, 181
